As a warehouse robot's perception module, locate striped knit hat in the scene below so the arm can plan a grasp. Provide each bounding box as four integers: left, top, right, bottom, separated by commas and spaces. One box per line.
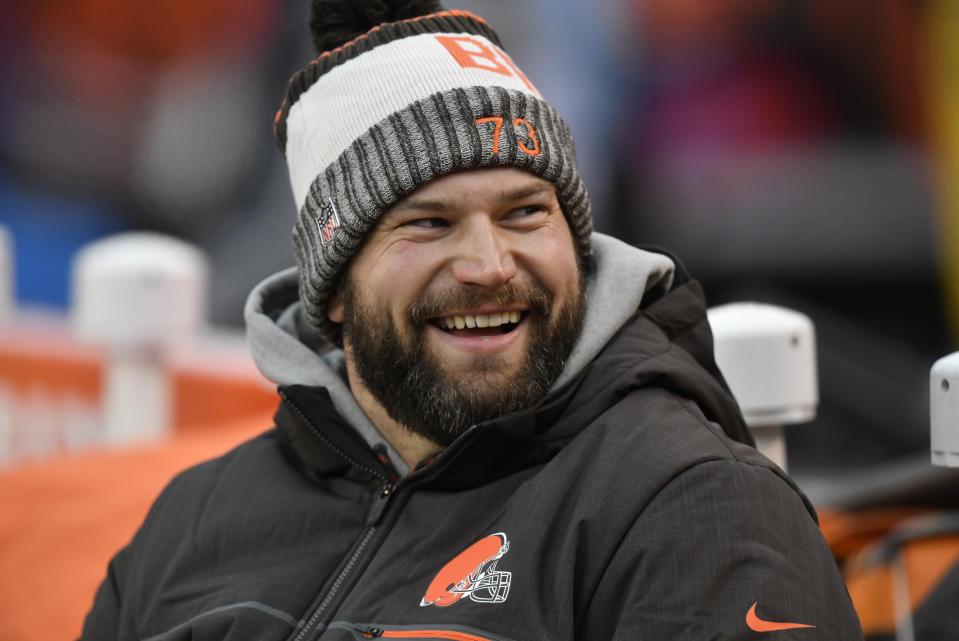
275, 4, 593, 344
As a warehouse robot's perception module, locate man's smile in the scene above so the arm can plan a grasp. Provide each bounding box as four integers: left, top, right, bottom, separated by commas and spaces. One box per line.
425, 309, 529, 351
430, 310, 525, 336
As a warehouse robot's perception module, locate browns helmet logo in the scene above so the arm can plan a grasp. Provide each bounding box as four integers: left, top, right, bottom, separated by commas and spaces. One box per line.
420, 533, 511, 607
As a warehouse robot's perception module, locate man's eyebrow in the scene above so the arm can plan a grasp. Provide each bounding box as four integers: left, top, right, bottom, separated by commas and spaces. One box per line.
496, 182, 554, 203
388, 181, 555, 215
389, 196, 455, 214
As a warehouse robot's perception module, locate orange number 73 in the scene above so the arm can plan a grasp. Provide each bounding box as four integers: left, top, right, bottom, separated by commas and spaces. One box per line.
475, 116, 542, 157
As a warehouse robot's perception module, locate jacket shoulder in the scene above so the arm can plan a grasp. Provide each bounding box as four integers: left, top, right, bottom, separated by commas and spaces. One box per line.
579, 391, 862, 638
596, 385, 795, 496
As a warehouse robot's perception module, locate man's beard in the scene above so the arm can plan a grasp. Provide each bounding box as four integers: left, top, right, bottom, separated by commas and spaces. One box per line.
340, 275, 586, 448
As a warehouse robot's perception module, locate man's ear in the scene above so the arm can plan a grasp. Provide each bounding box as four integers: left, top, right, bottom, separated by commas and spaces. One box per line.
328, 291, 345, 323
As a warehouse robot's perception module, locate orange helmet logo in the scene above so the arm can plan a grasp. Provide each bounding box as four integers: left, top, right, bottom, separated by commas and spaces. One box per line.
420, 533, 512, 607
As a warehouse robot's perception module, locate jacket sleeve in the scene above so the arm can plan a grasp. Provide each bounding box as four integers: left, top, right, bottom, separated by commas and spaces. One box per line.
583, 458, 864, 640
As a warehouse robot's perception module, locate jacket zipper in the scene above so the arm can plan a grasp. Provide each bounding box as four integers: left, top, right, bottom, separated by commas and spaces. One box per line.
280, 392, 487, 641
313, 444, 483, 641
291, 483, 396, 641
291, 456, 471, 641
281, 391, 401, 641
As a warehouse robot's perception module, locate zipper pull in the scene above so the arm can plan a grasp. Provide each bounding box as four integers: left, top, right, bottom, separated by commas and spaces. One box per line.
366, 483, 395, 525
363, 627, 383, 638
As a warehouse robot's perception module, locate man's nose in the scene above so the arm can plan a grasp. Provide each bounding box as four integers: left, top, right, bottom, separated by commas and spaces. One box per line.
450, 221, 517, 287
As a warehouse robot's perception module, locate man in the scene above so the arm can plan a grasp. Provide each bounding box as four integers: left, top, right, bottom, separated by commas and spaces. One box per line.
81, 2, 864, 639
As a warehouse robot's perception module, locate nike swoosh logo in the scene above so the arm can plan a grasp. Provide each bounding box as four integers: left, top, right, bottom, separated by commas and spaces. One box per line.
746, 602, 815, 632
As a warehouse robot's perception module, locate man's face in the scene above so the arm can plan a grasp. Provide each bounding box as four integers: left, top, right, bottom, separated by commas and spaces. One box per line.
329, 167, 586, 446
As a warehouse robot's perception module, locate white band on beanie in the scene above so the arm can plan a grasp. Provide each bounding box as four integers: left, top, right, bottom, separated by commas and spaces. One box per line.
285, 31, 541, 210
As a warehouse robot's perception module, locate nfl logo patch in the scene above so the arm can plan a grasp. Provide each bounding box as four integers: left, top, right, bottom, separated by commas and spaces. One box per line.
317, 197, 341, 246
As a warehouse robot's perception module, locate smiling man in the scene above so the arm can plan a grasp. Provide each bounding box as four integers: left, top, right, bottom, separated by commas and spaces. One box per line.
81, 1, 863, 640
332, 168, 585, 459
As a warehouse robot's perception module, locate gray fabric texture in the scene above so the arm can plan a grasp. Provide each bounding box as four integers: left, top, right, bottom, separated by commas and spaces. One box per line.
293, 86, 592, 345
244, 232, 674, 476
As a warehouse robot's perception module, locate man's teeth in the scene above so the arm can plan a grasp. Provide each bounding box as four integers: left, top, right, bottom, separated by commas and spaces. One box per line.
440, 311, 521, 330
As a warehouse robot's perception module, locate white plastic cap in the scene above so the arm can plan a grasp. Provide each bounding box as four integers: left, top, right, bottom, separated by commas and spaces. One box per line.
708, 302, 818, 427
931, 352, 959, 467
71, 232, 207, 348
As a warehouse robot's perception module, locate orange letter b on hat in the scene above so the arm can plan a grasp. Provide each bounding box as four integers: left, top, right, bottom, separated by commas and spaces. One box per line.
435, 35, 513, 76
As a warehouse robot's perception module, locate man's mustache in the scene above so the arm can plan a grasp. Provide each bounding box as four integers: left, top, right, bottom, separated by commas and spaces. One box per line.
409, 281, 552, 326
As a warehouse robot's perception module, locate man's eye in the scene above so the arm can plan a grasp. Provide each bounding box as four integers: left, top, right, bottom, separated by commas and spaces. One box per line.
506, 205, 544, 219
406, 217, 448, 228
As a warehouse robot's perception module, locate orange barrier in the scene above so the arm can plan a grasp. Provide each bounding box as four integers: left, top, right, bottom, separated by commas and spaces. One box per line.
819, 506, 934, 564
820, 506, 959, 638
0, 412, 271, 641
0, 317, 279, 640
0, 318, 278, 462
845, 533, 959, 637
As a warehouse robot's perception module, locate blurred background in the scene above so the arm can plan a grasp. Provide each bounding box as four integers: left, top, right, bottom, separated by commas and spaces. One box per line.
2, 0, 955, 479
2, 1, 959, 638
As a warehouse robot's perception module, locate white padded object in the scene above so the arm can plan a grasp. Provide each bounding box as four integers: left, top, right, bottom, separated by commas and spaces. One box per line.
708, 302, 819, 471
931, 352, 959, 467
72, 232, 207, 347
71, 233, 207, 446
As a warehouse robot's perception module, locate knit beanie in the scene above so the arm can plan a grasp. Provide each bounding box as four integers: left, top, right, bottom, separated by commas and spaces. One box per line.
275, 0, 593, 345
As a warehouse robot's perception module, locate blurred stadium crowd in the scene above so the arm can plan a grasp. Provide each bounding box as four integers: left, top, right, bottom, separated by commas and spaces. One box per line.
0, 0, 956, 484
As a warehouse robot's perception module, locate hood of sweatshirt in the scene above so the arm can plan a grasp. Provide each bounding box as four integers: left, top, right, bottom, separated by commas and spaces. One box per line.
244, 232, 747, 478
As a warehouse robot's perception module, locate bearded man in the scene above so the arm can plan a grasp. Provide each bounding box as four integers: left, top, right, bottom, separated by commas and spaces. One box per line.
81, 1, 864, 640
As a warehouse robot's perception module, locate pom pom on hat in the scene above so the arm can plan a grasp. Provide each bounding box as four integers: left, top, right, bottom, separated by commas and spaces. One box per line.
309, 0, 445, 54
